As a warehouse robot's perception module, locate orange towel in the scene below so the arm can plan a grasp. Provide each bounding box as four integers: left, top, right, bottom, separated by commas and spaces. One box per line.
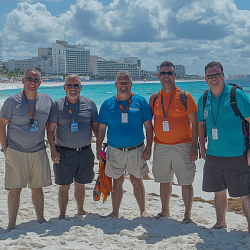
93, 151, 113, 202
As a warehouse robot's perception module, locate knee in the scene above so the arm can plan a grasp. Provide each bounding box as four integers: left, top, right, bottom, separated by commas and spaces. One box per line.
31, 187, 43, 195
59, 185, 70, 192
9, 188, 22, 198
130, 176, 141, 186
240, 194, 250, 202
113, 176, 124, 187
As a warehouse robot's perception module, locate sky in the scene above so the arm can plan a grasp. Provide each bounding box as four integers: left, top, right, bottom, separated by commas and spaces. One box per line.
1, 0, 250, 76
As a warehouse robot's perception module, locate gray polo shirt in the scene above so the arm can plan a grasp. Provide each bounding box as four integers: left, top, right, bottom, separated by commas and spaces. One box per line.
48, 96, 98, 148
0, 91, 53, 153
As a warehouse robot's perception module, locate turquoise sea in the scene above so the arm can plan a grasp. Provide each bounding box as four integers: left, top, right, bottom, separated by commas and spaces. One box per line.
1, 79, 250, 107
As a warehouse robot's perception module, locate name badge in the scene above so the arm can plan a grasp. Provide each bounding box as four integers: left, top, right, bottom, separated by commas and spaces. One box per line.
163, 121, 169, 131
30, 120, 38, 132
122, 113, 128, 123
212, 128, 218, 140
71, 122, 78, 132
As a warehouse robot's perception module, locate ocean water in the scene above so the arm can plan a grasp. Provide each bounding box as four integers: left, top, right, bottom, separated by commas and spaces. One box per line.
1, 79, 250, 108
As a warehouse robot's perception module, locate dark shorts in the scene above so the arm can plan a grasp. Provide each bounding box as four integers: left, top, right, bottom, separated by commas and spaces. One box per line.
203, 154, 250, 197
54, 145, 94, 185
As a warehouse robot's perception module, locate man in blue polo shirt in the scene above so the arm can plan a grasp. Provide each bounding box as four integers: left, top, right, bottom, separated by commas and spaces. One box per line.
198, 61, 250, 232
96, 70, 153, 218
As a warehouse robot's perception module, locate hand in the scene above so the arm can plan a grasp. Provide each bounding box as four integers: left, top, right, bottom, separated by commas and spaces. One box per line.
141, 147, 151, 161
189, 147, 198, 162
200, 147, 206, 160
247, 150, 250, 166
96, 150, 102, 161
51, 150, 60, 164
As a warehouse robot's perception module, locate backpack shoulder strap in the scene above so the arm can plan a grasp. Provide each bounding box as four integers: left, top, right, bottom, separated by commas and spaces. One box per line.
152, 91, 160, 108
230, 85, 244, 119
179, 89, 187, 110
203, 89, 209, 121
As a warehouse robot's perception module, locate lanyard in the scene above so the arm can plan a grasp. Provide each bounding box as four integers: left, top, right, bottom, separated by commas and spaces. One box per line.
65, 97, 78, 122
211, 94, 223, 128
22, 91, 38, 120
161, 89, 175, 121
116, 93, 133, 113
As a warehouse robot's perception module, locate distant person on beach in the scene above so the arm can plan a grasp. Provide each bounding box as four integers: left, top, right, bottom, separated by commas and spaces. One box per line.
96, 70, 153, 218
198, 61, 250, 231
47, 74, 98, 219
149, 61, 198, 224
0, 69, 53, 231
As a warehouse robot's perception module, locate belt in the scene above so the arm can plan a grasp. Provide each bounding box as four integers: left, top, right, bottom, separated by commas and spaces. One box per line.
56, 144, 91, 152
116, 142, 144, 152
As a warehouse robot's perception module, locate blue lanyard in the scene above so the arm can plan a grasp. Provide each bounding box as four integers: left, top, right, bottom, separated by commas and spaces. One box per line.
161, 89, 175, 121
65, 97, 78, 122
211, 94, 223, 128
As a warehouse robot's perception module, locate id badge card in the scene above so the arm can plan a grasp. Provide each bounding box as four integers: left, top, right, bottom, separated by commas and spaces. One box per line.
122, 113, 128, 123
212, 128, 218, 140
163, 121, 169, 131
30, 120, 38, 132
71, 122, 78, 132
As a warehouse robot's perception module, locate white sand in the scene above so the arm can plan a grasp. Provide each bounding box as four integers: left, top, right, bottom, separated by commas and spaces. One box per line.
0, 143, 249, 250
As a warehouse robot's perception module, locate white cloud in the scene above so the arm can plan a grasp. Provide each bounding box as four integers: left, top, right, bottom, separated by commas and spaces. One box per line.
2, 0, 250, 75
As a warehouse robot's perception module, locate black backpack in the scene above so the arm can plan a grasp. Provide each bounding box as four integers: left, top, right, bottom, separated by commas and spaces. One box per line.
152, 89, 187, 109
202, 84, 250, 152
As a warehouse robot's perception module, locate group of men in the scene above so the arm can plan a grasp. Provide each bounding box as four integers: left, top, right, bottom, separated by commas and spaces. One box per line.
0, 61, 250, 233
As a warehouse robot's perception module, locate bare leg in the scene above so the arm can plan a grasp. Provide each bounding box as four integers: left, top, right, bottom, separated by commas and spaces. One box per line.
7, 188, 22, 231
213, 190, 227, 228
74, 182, 87, 215
182, 184, 194, 219
103, 174, 124, 218
240, 194, 250, 233
130, 174, 147, 216
32, 188, 46, 224
58, 185, 70, 219
159, 182, 172, 217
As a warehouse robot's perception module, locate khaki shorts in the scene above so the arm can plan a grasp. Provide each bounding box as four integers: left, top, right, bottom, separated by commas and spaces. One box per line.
105, 144, 149, 179
5, 147, 52, 189
152, 143, 196, 185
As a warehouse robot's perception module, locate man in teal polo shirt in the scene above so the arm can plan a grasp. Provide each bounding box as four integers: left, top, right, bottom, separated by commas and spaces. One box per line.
198, 61, 250, 232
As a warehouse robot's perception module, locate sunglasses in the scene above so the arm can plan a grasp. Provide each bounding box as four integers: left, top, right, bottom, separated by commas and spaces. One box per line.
159, 71, 175, 76
206, 73, 222, 79
65, 84, 80, 89
25, 77, 40, 83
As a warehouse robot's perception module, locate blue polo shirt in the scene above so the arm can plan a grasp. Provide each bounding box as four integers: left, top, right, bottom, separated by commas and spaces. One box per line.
98, 94, 152, 148
197, 84, 250, 157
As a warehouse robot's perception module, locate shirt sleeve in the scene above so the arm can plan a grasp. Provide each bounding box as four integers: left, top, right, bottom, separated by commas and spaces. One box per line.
235, 89, 250, 119
197, 95, 204, 122
97, 101, 108, 125
142, 98, 153, 123
0, 97, 16, 121
186, 92, 197, 117
48, 101, 58, 123
90, 101, 98, 123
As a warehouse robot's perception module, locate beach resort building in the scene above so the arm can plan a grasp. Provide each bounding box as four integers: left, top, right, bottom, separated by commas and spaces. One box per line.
90, 56, 156, 79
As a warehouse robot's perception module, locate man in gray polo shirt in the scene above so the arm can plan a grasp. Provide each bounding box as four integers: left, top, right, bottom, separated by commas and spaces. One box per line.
47, 74, 98, 219
0, 69, 53, 231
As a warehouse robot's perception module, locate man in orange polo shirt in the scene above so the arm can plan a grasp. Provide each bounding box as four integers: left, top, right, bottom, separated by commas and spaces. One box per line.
149, 61, 198, 224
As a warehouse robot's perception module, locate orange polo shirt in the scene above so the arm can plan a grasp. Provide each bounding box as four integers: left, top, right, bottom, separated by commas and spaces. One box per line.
149, 87, 197, 145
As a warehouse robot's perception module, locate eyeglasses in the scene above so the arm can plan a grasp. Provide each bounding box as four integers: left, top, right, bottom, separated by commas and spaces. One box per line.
25, 77, 40, 83
159, 71, 175, 76
206, 73, 222, 79
65, 84, 80, 89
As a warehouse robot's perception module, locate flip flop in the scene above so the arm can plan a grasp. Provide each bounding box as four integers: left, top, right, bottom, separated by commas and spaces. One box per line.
154, 213, 166, 219
212, 225, 226, 229
182, 218, 196, 225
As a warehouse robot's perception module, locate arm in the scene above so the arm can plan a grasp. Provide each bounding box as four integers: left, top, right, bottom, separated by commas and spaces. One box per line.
141, 119, 153, 161
189, 111, 198, 162
0, 117, 8, 156
91, 122, 99, 138
47, 122, 60, 163
96, 123, 107, 161
246, 117, 250, 165
198, 121, 206, 160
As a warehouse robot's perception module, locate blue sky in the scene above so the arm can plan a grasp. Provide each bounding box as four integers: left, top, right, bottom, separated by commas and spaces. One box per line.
1, 0, 250, 76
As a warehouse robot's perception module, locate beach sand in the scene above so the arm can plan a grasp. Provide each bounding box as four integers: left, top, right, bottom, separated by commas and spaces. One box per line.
0, 143, 249, 250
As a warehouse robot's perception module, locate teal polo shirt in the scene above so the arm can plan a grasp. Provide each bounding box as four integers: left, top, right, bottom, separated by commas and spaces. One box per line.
197, 83, 250, 157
